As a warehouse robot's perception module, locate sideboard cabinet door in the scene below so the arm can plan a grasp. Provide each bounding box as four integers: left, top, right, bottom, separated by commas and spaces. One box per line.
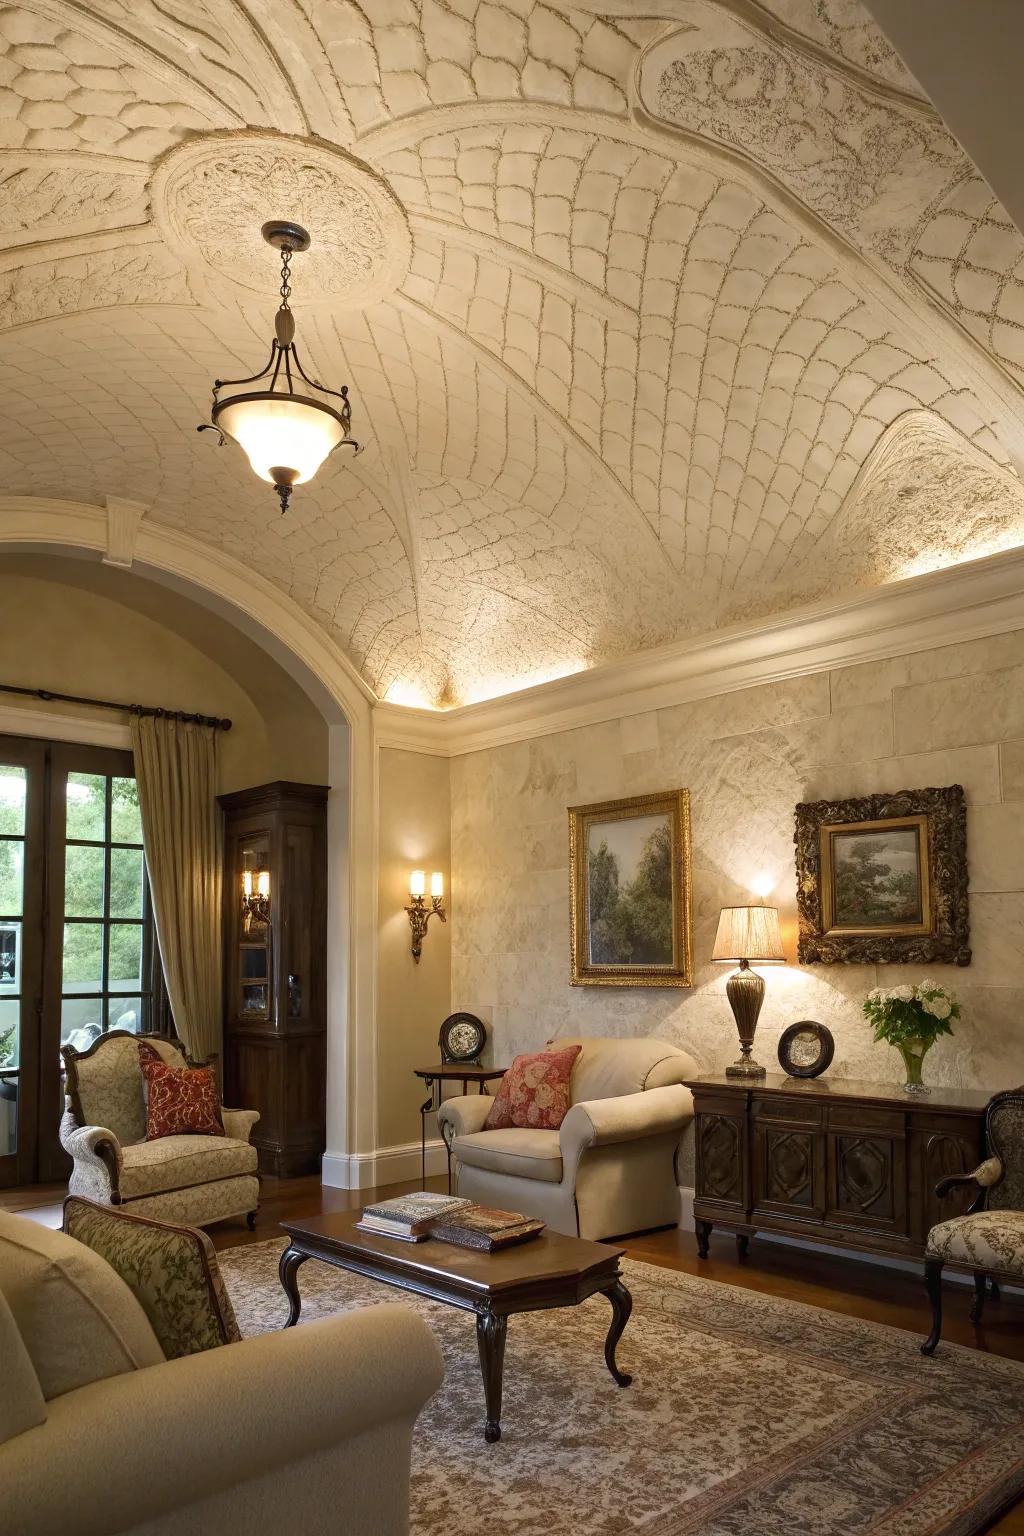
694, 1098, 748, 1216
825, 1106, 907, 1240
752, 1096, 825, 1222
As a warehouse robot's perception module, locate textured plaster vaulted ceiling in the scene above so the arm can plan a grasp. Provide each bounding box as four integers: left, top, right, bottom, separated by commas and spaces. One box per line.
2, 1, 1024, 707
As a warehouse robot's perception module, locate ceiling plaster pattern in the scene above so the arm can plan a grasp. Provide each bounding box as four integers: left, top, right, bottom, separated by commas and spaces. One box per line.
1, 0, 1024, 706
755, 0, 922, 94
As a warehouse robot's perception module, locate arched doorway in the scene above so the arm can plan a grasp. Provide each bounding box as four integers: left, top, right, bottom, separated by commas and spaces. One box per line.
0, 510, 378, 1188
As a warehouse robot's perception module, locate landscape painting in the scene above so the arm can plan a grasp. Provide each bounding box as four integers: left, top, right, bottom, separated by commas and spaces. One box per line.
794, 788, 970, 967
829, 824, 925, 929
569, 790, 693, 987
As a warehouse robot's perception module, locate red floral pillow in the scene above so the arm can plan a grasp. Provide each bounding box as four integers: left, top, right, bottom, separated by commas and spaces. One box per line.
138, 1042, 224, 1140
484, 1045, 581, 1131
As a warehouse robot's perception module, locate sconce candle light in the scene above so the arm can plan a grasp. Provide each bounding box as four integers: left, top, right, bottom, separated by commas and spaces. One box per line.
406, 869, 446, 963
242, 867, 271, 930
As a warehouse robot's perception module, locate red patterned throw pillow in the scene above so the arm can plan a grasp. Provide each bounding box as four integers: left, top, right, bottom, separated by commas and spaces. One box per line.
138, 1042, 224, 1140
484, 1044, 581, 1131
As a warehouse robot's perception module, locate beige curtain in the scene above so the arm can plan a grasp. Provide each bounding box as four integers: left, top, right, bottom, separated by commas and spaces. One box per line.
131, 715, 222, 1062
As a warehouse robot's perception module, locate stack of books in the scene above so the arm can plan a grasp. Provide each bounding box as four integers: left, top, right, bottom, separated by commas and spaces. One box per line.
427, 1205, 545, 1252
356, 1191, 473, 1242
356, 1192, 546, 1251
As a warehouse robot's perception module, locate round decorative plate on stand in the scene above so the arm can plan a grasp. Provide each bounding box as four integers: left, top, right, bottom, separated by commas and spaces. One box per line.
439, 1012, 487, 1065
778, 1021, 835, 1079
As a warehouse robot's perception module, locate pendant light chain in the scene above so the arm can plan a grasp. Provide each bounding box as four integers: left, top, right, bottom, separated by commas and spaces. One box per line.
279, 245, 293, 312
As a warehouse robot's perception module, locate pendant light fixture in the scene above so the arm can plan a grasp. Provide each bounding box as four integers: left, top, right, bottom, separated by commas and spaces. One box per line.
198, 221, 359, 514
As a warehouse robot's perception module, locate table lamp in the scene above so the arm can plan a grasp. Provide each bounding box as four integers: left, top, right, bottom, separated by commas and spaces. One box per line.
712, 905, 785, 1078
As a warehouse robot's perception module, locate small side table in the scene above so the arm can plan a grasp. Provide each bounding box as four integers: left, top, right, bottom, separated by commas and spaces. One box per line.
414, 1065, 506, 1189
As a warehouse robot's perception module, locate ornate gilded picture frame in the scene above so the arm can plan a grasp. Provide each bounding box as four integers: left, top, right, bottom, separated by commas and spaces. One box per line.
569, 789, 693, 987
795, 785, 970, 965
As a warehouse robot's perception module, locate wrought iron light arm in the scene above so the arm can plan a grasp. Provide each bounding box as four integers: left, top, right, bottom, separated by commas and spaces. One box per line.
405, 893, 446, 963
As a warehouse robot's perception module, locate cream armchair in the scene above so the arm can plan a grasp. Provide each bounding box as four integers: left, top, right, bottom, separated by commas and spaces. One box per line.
61, 1029, 261, 1229
0, 1211, 443, 1536
438, 1035, 698, 1240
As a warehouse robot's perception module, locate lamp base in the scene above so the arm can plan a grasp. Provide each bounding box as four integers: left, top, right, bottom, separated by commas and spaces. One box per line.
724, 960, 767, 1080
725, 1056, 767, 1079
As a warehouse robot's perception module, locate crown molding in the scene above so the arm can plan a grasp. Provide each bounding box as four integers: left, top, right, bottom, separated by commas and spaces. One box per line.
374, 548, 1024, 757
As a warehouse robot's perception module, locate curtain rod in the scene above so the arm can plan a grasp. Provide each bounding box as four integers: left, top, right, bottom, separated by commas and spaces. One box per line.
0, 682, 232, 731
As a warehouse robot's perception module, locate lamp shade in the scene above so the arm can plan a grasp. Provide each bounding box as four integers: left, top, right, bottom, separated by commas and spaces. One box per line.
215, 395, 345, 486
712, 905, 785, 962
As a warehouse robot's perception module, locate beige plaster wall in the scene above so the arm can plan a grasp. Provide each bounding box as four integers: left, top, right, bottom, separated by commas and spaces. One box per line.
450, 628, 1024, 1101
376, 747, 452, 1150
0, 557, 327, 790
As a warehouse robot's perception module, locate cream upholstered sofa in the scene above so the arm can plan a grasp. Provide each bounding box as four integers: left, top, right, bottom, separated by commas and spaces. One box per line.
60, 1030, 261, 1229
0, 1210, 443, 1536
438, 1035, 698, 1240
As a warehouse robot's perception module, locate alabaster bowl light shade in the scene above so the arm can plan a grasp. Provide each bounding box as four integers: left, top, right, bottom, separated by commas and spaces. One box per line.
215, 395, 346, 485
713, 904, 785, 963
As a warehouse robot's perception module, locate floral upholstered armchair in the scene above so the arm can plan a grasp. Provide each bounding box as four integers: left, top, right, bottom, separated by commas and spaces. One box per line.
922, 1087, 1024, 1354
60, 1030, 261, 1230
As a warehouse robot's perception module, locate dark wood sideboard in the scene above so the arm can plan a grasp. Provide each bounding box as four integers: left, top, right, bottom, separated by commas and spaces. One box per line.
685, 1074, 992, 1262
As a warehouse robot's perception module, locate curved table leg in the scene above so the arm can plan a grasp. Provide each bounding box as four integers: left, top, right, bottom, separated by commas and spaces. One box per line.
476, 1310, 507, 1444
279, 1245, 309, 1328
602, 1278, 633, 1387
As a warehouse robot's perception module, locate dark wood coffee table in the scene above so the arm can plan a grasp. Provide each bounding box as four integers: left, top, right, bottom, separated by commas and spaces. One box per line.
278, 1209, 633, 1443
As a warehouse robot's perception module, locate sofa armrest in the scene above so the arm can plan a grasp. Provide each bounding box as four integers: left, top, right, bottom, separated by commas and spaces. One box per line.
935, 1156, 1003, 1204
59, 1108, 122, 1200
560, 1084, 693, 1174
3, 1303, 444, 1536
437, 1094, 494, 1144
221, 1106, 260, 1142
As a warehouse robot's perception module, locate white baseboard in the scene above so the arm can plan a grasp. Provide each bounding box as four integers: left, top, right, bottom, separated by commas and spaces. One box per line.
322, 1138, 448, 1190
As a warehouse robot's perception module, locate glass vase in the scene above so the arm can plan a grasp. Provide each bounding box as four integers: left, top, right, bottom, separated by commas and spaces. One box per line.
898, 1037, 933, 1094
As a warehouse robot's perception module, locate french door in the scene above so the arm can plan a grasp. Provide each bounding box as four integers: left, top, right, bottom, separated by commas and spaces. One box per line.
0, 738, 166, 1186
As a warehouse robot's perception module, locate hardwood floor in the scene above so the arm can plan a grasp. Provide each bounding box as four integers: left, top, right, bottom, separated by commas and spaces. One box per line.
6, 1175, 1023, 1532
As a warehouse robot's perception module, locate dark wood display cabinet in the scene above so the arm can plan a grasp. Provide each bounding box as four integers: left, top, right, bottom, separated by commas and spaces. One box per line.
219, 781, 328, 1177
686, 1074, 992, 1262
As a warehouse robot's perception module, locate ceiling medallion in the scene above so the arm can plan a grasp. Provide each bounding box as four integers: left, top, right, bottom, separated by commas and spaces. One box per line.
150, 130, 411, 307
197, 220, 359, 515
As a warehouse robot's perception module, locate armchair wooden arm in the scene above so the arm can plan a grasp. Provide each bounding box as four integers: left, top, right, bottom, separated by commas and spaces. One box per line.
934, 1156, 1003, 1209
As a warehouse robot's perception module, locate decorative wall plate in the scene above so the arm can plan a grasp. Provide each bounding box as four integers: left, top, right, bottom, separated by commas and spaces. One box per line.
778, 1021, 835, 1079
439, 1012, 487, 1064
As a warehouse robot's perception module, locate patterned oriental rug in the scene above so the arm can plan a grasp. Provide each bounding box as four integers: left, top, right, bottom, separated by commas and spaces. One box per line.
220, 1241, 1024, 1536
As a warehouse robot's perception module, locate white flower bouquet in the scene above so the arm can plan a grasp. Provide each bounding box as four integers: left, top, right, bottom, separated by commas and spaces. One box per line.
863, 980, 959, 1092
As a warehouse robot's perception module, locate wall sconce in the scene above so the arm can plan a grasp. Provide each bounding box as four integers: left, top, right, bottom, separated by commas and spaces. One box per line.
405, 869, 446, 963
242, 868, 271, 931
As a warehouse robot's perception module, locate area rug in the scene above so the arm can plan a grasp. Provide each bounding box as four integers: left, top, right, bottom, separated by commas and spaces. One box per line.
219, 1240, 1024, 1536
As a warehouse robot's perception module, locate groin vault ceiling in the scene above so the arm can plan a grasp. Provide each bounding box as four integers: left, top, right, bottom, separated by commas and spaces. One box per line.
2, 0, 1024, 707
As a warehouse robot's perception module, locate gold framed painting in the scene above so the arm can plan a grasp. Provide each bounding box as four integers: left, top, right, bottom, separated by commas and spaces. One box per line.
569, 789, 693, 987
795, 786, 970, 965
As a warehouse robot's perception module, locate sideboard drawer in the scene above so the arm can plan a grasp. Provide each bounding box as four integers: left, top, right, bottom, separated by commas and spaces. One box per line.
754, 1095, 822, 1126
826, 1105, 904, 1134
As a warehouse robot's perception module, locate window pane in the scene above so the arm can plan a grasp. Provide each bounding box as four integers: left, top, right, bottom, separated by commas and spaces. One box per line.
65, 844, 105, 918
109, 848, 144, 919
108, 996, 143, 1034
0, 923, 20, 994
66, 773, 106, 841
0, 840, 23, 916
63, 922, 103, 990
111, 778, 142, 845
109, 923, 143, 989
0, 768, 26, 836
0, 996, 18, 1068
0, 996, 16, 1152
61, 995, 103, 1049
